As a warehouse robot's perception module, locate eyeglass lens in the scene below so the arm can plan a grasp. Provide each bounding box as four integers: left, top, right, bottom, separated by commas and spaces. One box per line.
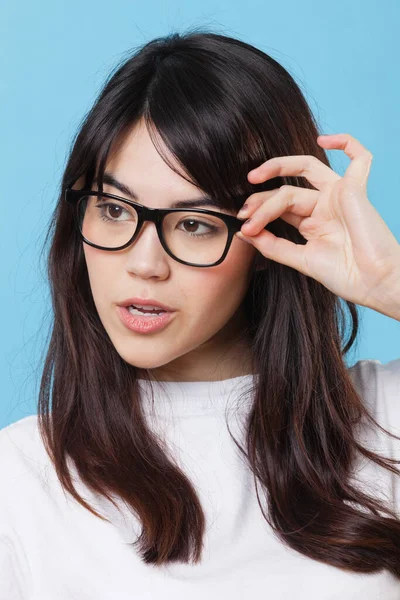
77, 195, 230, 266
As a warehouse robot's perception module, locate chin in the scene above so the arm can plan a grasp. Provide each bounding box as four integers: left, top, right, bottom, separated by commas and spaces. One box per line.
113, 345, 173, 371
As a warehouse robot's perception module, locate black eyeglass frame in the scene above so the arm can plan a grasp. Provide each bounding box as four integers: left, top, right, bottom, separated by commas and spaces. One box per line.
65, 188, 264, 268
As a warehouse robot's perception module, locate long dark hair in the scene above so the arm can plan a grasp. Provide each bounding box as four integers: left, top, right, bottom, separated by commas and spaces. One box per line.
38, 28, 400, 574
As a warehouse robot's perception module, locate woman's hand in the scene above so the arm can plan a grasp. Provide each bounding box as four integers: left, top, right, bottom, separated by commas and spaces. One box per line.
236, 133, 400, 316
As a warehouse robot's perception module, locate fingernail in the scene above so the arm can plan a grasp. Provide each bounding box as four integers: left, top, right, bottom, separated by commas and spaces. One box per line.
236, 232, 253, 246
236, 232, 253, 244
237, 204, 249, 217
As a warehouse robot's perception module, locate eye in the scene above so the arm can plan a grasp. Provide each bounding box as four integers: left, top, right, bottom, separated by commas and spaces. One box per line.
96, 202, 135, 222
176, 218, 218, 236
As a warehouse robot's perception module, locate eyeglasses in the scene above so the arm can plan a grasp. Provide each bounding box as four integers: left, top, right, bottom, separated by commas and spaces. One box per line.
65, 188, 261, 267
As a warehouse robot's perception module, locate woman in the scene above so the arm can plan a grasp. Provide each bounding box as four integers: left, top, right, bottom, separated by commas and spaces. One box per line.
1, 30, 400, 599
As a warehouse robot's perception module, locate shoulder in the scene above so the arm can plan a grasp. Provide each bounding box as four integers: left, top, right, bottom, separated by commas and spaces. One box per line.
0, 416, 48, 594
0, 414, 50, 485
0, 413, 40, 439
347, 358, 400, 459
347, 358, 400, 419
0, 413, 42, 453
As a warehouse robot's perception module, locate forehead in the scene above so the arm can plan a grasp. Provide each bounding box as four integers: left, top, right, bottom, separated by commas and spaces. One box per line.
105, 121, 198, 196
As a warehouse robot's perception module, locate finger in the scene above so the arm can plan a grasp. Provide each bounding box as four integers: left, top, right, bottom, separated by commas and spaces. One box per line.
247, 154, 341, 191
239, 185, 319, 236
278, 212, 305, 229
317, 133, 373, 192
237, 188, 277, 218
236, 228, 310, 275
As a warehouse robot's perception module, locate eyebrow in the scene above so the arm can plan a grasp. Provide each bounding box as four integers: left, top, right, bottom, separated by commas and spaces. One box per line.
93, 172, 223, 210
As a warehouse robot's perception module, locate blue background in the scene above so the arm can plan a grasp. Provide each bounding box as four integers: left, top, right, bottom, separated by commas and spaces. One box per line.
1, 1, 399, 428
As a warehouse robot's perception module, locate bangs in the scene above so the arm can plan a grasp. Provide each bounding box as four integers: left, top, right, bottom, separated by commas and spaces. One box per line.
86, 42, 284, 211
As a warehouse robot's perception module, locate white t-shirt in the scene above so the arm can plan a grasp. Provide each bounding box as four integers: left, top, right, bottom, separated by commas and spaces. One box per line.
1, 358, 400, 599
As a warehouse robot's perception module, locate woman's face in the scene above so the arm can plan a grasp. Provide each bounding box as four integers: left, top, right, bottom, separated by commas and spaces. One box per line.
81, 120, 259, 382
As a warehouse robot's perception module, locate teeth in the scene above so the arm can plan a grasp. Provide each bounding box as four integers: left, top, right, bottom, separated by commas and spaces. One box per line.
128, 306, 165, 317
131, 304, 164, 311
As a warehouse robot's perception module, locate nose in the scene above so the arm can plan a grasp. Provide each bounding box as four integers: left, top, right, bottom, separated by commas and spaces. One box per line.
124, 219, 170, 276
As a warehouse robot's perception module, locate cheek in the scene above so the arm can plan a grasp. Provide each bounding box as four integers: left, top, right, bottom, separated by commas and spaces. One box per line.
220, 235, 257, 284
183, 238, 256, 310
83, 246, 117, 302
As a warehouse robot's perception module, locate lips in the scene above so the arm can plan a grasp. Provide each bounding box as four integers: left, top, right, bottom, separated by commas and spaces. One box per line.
117, 305, 176, 334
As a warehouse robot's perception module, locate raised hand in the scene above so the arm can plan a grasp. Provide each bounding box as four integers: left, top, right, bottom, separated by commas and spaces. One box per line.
236, 133, 400, 316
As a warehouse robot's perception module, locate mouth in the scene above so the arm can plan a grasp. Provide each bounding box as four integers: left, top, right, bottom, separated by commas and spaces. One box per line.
117, 297, 175, 313
116, 305, 176, 334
